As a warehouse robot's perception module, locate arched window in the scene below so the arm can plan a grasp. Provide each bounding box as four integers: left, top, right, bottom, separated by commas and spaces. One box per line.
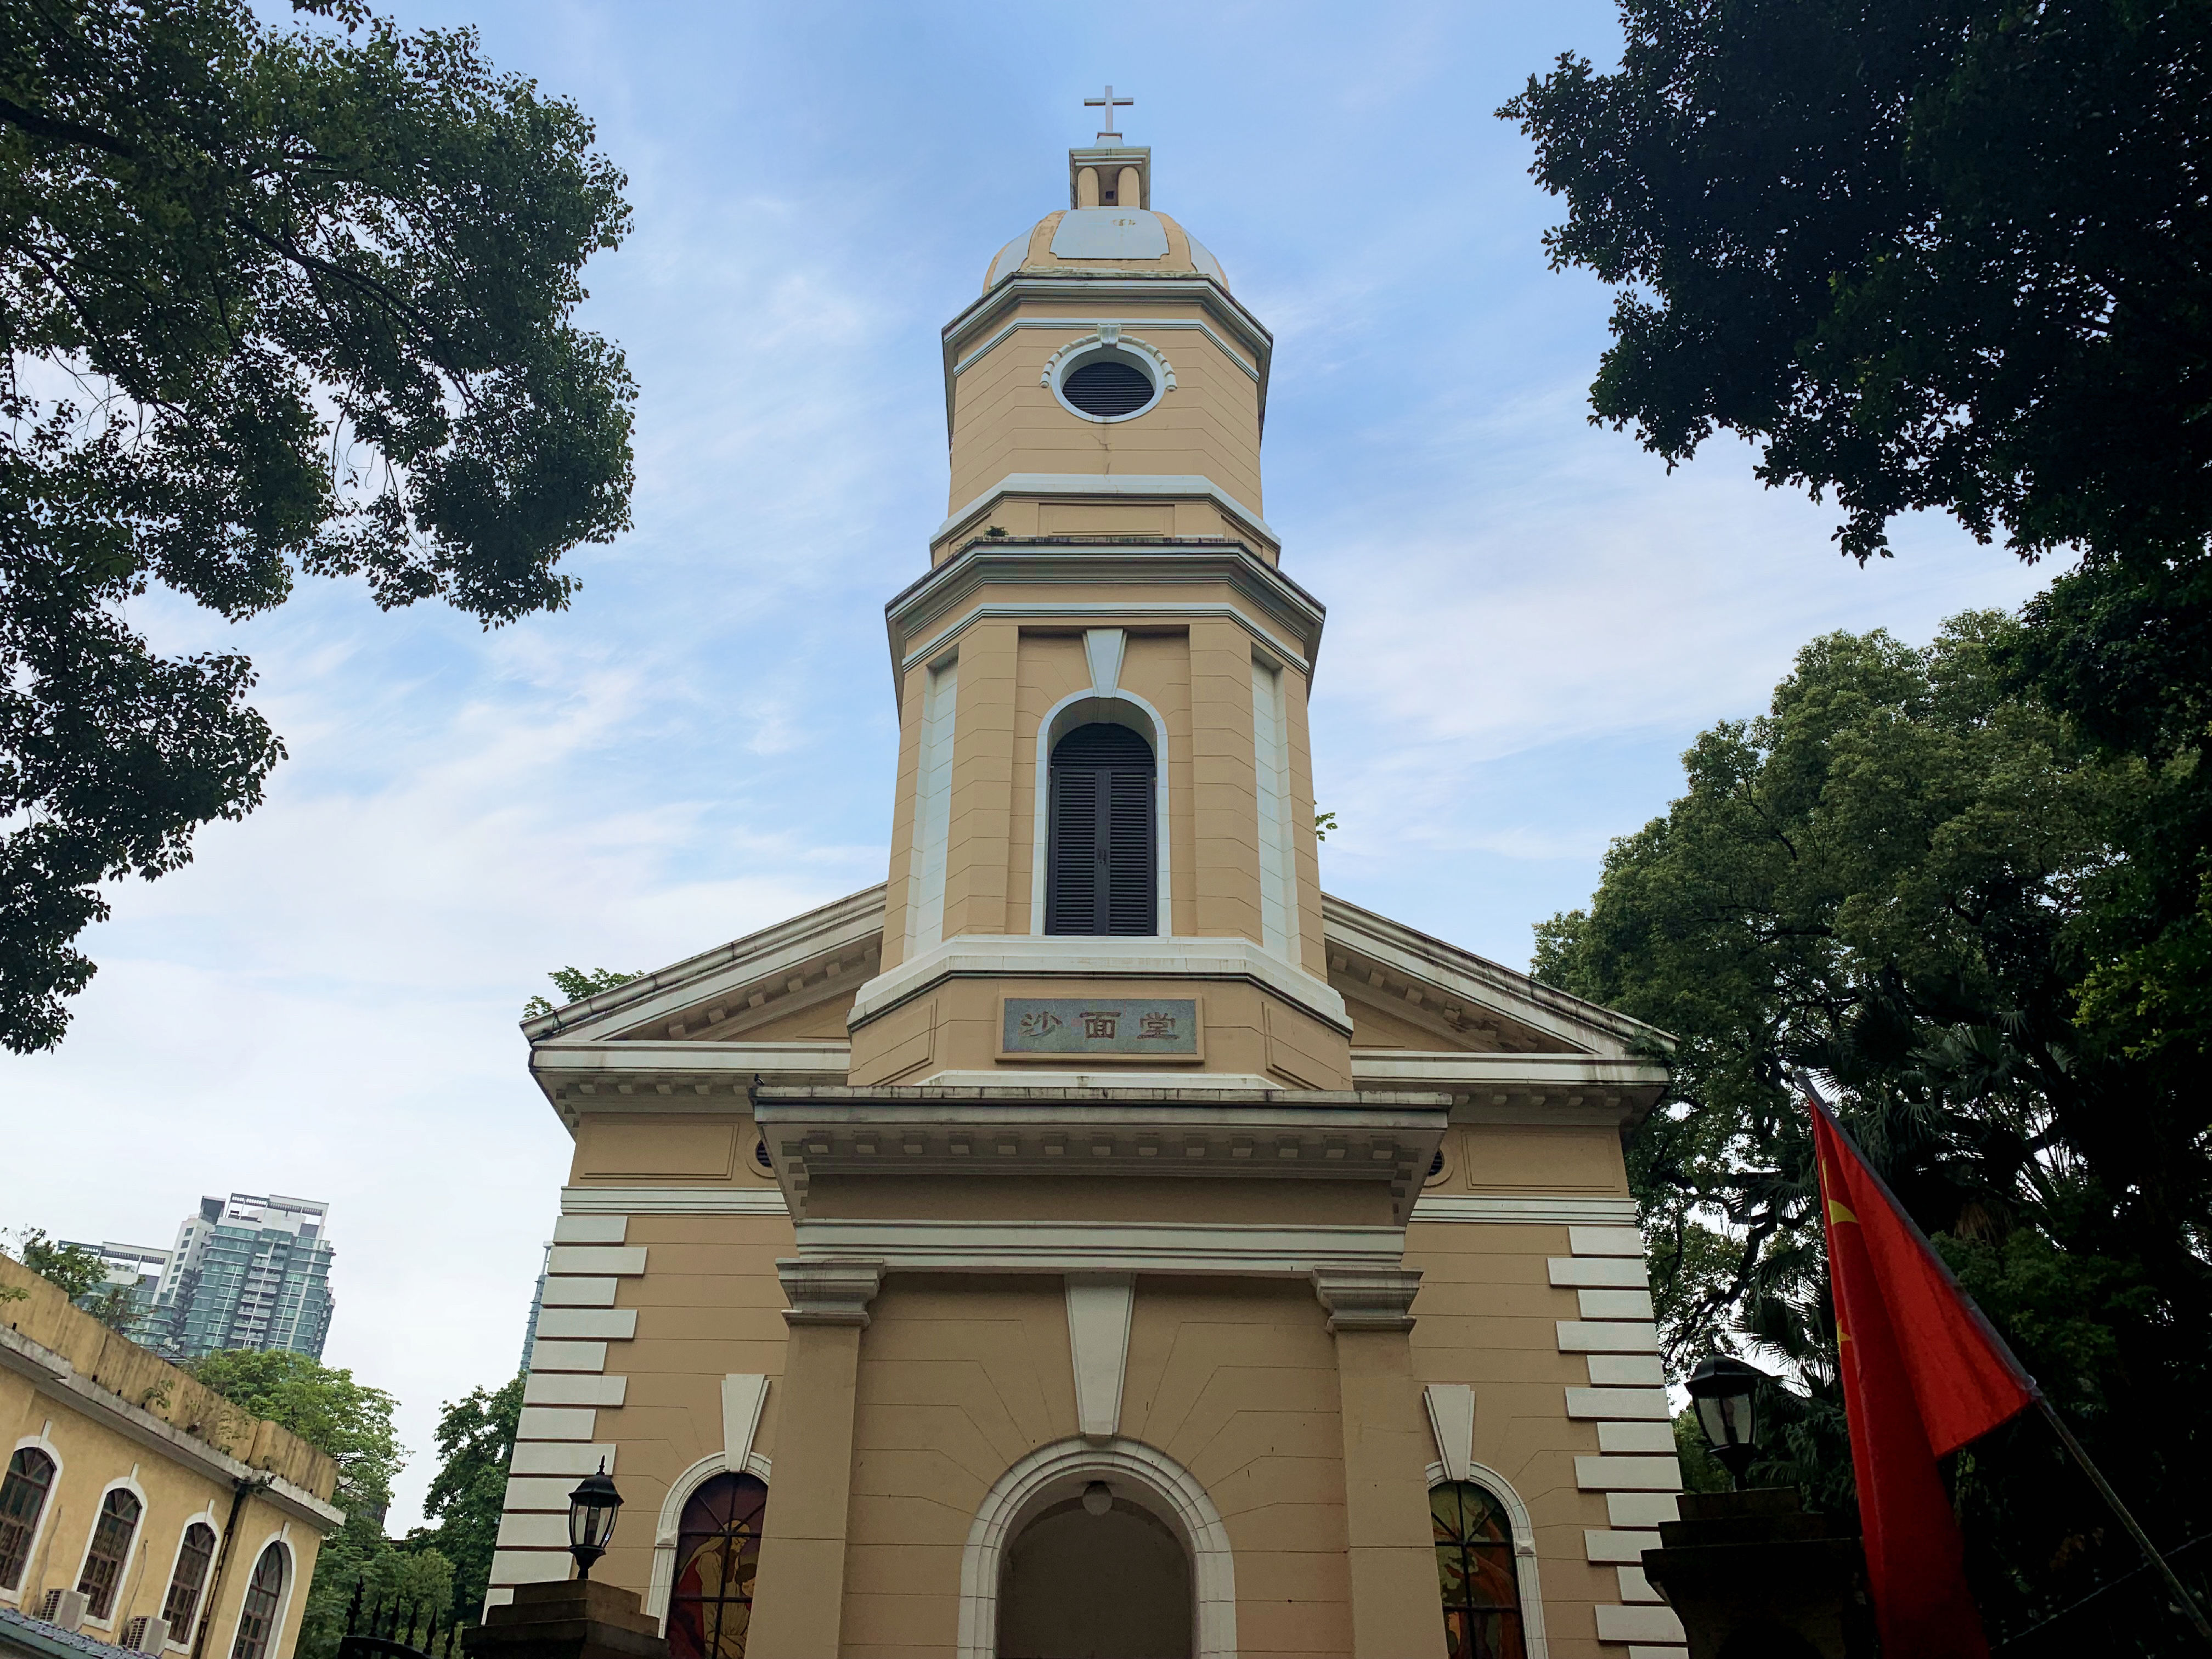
1432, 1481, 1526, 1659
0, 1448, 56, 1590
668, 1472, 768, 1659
1045, 722, 1156, 936
77, 1487, 142, 1620
163, 1522, 218, 1637
227, 1545, 285, 1659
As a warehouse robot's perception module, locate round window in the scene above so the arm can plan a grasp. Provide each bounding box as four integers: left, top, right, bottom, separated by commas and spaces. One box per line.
1051, 345, 1163, 422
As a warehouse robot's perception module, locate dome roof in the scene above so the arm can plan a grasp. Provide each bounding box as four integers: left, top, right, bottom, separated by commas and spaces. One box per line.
983, 207, 1229, 294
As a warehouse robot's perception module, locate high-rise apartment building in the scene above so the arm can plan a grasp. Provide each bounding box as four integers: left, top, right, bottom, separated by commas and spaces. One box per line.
146, 1193, 337, 1361
55, 1237, 174, 1340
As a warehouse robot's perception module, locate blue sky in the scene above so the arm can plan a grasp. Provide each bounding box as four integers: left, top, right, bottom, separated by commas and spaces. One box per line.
3, 0, 2057, 1527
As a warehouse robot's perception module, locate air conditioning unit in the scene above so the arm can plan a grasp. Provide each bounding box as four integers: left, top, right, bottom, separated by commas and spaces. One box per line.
122, 1616, 172, 1654
37, 1588, 89, 1631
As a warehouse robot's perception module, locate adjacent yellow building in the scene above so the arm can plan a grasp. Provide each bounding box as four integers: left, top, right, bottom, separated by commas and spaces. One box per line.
0, 1259, 340, 1659
493, 118, 1689, 1659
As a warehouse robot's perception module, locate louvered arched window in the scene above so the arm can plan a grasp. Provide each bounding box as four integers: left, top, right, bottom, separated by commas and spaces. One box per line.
77, 1486, 141, 1619
1045, 721, 1156, 935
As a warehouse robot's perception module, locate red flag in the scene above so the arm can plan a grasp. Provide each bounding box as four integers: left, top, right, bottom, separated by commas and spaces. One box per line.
1810, 1098, 2037, 1658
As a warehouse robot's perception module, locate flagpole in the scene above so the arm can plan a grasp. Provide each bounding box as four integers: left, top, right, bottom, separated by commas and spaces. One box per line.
2033, 1395, 2212, 1646
1799, 1081, 2212, 1648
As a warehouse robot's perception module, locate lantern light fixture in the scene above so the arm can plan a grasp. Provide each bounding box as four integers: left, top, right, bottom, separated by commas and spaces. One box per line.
566, 1461, 624, 1579
1686, 1355, 1766, 1488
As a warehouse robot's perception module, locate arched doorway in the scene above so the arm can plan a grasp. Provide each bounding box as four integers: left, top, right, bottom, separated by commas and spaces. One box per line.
998, 1487, 1192, 1659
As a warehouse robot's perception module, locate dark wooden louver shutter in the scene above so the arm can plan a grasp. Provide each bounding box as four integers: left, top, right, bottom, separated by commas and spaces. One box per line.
1046, 723, 1156, 935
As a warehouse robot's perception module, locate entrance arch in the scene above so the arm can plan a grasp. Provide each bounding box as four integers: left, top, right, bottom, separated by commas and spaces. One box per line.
958, 1437, 1235, 1659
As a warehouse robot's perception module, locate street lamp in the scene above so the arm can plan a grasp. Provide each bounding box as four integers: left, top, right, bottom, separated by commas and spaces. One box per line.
566, 1462, 624, 1579
1686, 1356, 1765, 1488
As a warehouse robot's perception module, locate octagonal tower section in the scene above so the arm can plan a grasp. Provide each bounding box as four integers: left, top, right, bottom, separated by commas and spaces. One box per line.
849, 143, 1350, 1092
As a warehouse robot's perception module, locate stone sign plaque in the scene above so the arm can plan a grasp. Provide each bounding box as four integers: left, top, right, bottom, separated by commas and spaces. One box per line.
999, 996, 1202, 1060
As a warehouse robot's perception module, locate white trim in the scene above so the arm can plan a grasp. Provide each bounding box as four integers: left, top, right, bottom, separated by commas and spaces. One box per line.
1084, 628, 1126, 697
643, 1451, 771, 1628
849, 934, 1348, 1032
906, 656, 959, 954
720, 1375, 769, 1470
950, 317, 1259, 382
902, 601, 1311, 681
1041, 328, 1176, 425
1028, 685, 1172, 937
958, 1436, 1234, 1659
793, 1219, 1405, 1276
1423, 1384, 1474, 1483
550, 1215, 626, 1244
935, 474, 1279, 549
1251, 656, 1299, 961
1412, 1195, 1640, 1226
1, 1434, 63, 1602
1064, 1275, 1135, 1438
1424, 1461, 1551, 1659
72, 1474, 149, 1627
559, 1187, 791, 1216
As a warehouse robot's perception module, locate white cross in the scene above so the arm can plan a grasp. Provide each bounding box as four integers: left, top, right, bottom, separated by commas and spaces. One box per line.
1084, 84, 1133, 140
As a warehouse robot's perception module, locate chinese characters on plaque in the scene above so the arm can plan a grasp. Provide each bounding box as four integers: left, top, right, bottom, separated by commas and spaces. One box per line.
1001, 997, 1201, 1057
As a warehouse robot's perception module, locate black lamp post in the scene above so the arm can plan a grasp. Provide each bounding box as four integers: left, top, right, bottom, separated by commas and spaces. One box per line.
566, 1462, 624, 1580
1686, 1355, 1765, 1488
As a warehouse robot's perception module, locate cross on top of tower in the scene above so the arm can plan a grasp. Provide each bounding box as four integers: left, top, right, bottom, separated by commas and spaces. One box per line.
1084, 84, 1133, 143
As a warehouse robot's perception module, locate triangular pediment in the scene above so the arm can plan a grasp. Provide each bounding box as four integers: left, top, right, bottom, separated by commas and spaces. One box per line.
1320, 894, 1666, 1060
523, 884, 886, 1046
523, 884, 1664, 1065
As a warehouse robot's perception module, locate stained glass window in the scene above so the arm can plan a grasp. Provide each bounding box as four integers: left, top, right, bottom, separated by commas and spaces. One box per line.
668, 1472, 768, 1659
1432, 1481, 1527, 1659
0, 1449, 55, 1591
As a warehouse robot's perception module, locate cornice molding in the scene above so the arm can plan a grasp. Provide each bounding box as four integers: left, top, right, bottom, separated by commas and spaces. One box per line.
845, 933, 1349, 1034
792, 1218, 1406, 1277
885, 543, 1325, 699
931, 473, 1281, 554
1310, 1266, 1424, 1333
941, 274, 1273, 441
776, 1258, 883, 1328
0, 1328, 343, 1533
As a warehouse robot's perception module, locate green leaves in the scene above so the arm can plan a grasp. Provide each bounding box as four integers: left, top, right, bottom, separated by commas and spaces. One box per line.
188, 1347, 403, 1516
1537, 611, 2212, 1641
0, 0, 634, 1050
522, 964, 642, 1020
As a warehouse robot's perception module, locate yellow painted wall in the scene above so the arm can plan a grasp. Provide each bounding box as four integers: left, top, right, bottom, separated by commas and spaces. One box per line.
0, 1259, 336, 1659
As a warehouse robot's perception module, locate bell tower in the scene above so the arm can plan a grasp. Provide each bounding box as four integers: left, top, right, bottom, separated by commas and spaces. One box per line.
849, 117, 1352, 1091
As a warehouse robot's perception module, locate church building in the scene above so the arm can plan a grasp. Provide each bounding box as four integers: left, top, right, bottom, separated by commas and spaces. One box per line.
488, 104, 1689, 1659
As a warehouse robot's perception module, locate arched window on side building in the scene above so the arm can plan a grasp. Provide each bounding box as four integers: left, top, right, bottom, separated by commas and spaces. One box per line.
1432, 1480, 1527, 1659
162, 1522, 218, 1639
1045, 721, 1156, 936
77, 1487, 142, 1620
668, 1472, 768, 1659
228, 1544, 286, 1659
0, 1449, 56, 1591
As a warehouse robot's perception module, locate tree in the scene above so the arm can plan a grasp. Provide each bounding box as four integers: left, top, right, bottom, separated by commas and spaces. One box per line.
1, 0, 635, 1053
523, 965, 641, 1019
1500, 0, 2212, 1088
189, 1347, 403, 1515
1534, 613, 2212, 1647
189, 1348, 412, 1659
400, 1374, 524, 1626
3, 1226, 108, 1297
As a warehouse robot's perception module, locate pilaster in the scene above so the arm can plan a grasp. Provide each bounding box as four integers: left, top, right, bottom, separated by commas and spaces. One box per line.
744, 1259, 883, 1658
943, 621, 1017, 939
1313, 1267, 1448, 1659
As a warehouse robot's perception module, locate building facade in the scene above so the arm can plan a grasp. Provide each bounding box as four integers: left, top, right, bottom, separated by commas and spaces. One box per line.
0, 1258, 341, 1659
490, 125, 1690, 1659
146, 1200, 335, 1365
52, 1248, 172, 1348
